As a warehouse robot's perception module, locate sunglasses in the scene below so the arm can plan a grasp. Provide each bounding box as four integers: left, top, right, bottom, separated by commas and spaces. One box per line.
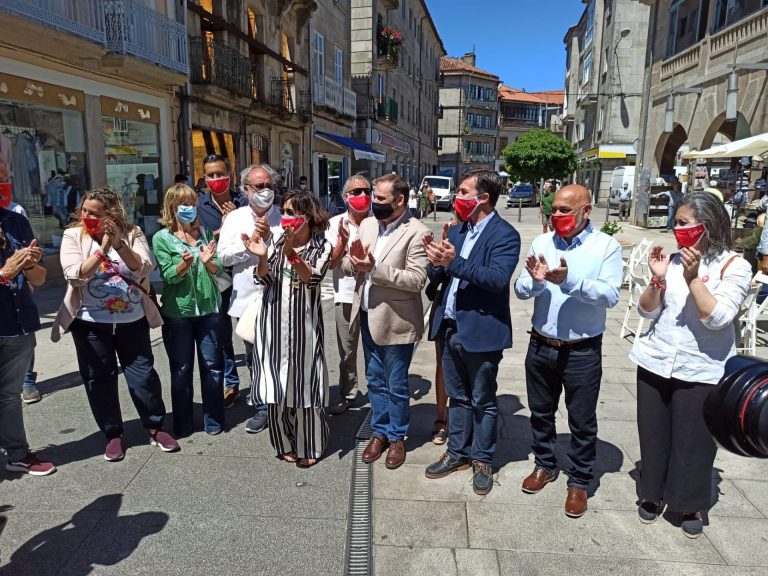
347, 187, 370, 196
243, 183, 271, 192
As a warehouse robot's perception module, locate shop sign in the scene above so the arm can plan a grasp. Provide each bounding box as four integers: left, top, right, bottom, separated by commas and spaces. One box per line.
0, 72, 84, 111
100, 96, 160, 124
370, 129, 410, 154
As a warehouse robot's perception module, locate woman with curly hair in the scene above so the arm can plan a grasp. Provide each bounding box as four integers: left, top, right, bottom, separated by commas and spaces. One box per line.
53, 187, 178, 461
242, 190, 332, 467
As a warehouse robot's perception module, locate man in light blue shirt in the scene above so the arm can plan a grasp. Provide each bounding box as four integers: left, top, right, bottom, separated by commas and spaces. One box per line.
514, 184, 622, 518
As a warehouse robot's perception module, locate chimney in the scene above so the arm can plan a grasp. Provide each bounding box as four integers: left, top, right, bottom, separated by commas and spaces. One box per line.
462, 52, 476, 67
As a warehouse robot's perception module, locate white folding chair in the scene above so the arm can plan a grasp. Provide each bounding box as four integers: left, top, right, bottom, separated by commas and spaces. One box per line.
738, 281, 768, 356
620, 269, 649, 339
623, 238, 652, 288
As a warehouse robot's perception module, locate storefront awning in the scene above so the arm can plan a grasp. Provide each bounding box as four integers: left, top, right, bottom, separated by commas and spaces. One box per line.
683, 132, 768, 159
314, 131, 385, 162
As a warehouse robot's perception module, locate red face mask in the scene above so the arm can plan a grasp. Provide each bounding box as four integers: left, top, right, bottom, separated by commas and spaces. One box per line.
281, 216, 306, 231
82, 215, 101, 235
453, 196, 480, 222
206, 176, 230, 195
674, 223, 706, 248
347, 193, 371, 213
0, 182, 11, 209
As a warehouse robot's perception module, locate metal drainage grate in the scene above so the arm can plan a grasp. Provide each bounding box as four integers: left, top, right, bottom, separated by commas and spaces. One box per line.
344, 410, 373, 576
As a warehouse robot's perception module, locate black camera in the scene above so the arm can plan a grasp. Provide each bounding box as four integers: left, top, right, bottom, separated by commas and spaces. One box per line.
704, 355, 768, 458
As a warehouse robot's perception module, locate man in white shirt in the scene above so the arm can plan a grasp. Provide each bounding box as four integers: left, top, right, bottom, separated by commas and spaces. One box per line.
618, 182, 632, 222
326, 174, 371, 414
217, 164, 282, 433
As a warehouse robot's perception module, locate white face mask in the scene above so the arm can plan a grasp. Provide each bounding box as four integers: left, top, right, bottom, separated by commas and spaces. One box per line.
246, 187, 274, 209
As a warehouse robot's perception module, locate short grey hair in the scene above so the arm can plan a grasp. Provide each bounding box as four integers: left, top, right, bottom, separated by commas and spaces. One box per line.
676, 191, 732, 258
342, 173, 371, 193
240, 163, 277, 186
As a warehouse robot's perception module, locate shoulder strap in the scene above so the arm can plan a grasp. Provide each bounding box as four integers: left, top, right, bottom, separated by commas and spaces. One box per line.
720, 254, 738, 280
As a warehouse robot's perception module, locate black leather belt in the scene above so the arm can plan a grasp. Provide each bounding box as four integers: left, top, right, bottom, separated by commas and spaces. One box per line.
528, 329, 600, 349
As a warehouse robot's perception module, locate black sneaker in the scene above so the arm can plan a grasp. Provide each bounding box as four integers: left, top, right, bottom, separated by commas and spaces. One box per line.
681, 513, 703, 538
245, 412, 268, 433
425, 453, 470, 479
21, 386, 41, 404
471, 461, 494, 495
638, 500, 664, 524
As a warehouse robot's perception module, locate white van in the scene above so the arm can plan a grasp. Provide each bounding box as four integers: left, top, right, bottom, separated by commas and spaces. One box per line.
609, 166, 635, 208
421, 176, 455, 210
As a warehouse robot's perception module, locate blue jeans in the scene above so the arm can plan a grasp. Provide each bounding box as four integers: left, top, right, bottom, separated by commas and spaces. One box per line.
220, 286, 239, 390
524, 336, 602, 488
360, 312, 414, 441
0, 333, 34, 461
441, 325, 503, 464
70, 318, 166, 439
162, 313, 224, 436
23, 351, 37, 390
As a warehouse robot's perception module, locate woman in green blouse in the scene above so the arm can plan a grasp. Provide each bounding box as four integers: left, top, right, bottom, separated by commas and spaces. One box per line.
153, 184, 225, 436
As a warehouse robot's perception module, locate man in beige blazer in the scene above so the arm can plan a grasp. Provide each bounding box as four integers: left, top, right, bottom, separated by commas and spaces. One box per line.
342, 174, 429, 469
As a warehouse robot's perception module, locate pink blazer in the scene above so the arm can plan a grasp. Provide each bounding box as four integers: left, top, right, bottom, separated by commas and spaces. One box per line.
51, 226, 162, 342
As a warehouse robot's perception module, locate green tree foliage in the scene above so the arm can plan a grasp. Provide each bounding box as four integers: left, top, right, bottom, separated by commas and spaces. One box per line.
504, 129, 578, 184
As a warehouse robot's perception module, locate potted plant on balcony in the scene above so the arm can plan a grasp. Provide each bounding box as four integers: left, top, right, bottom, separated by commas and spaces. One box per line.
377, 26, 402, 68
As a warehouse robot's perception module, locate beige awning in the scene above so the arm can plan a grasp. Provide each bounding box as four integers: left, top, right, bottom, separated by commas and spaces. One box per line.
683, 132, 768, 159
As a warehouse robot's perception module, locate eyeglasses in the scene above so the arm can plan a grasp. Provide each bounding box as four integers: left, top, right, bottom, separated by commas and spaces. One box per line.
243, 183, 271, 193
279, 209, 303, 216
347, 187, 371, 196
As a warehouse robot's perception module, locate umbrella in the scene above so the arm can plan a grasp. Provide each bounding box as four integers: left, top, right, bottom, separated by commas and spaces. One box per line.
683, 132, 768, 159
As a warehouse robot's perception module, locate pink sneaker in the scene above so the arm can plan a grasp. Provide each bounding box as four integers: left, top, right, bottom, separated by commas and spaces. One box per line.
104, 437, 124, 462
6, 452, 57, 476
149, 430, 180, 452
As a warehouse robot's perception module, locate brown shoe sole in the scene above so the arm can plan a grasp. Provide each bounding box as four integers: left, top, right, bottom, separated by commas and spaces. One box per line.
425, 462, 470, 479
385, 456, 405, 470
565, 507, 587, 518
362, 442, 389, 464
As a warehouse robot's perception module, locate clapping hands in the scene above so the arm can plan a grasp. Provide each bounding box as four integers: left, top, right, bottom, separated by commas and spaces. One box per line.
200, 241, 216, 265
525, 254, 568, 284
349, 238, 375, 273
241, 232, 267, 258
423, 223, 455, 268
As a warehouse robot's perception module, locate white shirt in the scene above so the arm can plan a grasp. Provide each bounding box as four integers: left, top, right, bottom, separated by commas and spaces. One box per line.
362, 210, 408, 312
326, 212, 360, 304
217, 204, 282, 317
629, 250, 752, 384
408, 190, 418, 209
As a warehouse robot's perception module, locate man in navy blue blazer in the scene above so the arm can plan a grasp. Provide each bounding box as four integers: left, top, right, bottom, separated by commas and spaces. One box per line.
422, 170, 520, 495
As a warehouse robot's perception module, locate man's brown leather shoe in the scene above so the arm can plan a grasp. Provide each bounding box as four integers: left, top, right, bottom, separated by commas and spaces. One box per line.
564, 487, 588, 518
521, 466, 558, 494
362, 436, 389, 464
384, 440, 406, 469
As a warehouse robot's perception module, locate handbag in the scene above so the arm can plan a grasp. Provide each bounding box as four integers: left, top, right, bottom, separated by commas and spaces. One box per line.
235, 294, 262, 344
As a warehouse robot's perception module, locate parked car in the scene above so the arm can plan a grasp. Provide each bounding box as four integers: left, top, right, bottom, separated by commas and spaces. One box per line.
506, 183, 534, 207
420, 176, 455, 210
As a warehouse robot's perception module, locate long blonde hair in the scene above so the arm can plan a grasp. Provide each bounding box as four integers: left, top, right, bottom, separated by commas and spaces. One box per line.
160, 184, 199, 231
70, 187, 132, 236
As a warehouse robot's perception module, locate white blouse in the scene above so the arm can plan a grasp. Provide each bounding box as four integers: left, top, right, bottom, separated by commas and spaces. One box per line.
629, 250, 752, 384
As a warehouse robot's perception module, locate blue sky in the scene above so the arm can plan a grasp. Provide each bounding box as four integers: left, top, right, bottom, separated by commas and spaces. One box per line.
424, 0, 585, 91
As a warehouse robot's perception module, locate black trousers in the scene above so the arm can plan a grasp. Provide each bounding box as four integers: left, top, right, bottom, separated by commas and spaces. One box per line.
636, 366, 717, 513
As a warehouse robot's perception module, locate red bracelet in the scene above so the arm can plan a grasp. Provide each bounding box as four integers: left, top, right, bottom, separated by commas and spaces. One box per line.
650, 277, 666, 290
287, 253, 302, 264
95, 250, 109, 263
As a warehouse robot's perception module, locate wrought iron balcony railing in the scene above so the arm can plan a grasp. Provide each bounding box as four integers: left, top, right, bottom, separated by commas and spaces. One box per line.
0, 0, 106, 45
377, 97, 398, 123
271, 77, 295, 114
104, 0, 188, 75
189, 37, 256, 99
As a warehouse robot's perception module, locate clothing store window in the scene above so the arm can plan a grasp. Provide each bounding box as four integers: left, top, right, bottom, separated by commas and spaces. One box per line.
102, 97, 162, 236
0, 73, 88, 248
192, 128, 237, 189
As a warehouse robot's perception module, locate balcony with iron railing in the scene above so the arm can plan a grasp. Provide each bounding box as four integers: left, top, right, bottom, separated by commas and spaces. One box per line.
377, 97, 399, 124
270, 77, 296, 115
0, 0, 107, 45
342, 87, 356, 117
465, 124, 497, 137
104, 0, 188, 75
189, 37, 256, 100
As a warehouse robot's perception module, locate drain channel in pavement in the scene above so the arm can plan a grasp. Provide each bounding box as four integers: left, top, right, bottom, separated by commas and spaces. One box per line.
344, 410, 373, 576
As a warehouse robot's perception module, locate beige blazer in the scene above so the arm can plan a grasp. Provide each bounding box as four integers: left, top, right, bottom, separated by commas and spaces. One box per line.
341, 212, 429, 346
51, 226, 160, 342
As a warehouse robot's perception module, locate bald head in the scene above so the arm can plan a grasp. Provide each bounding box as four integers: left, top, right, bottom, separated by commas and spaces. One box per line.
555, 184, 592, 207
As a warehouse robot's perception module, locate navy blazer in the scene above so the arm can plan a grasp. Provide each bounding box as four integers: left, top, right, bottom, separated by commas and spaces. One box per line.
428, 212, 520, 353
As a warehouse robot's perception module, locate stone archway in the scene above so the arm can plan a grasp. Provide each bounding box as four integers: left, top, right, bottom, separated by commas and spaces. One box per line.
700, 112, 752, 150
656, 123, 688, 177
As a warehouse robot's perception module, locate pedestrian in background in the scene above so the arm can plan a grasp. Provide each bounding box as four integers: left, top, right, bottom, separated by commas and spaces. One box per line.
217, 164, 282, 433
0, 204, 56, 476
539, 181, 555, 233
53, 187, 178, 462
153, 184, 226, 437
343, 174, 429, 470
326, 175, 370, 415
408, 182, 420, 218
515, 184, 623, 517
630, 192, 751, 538
420, 181, 432, 218
197, 154, 247, 408
423, 170, 520, 495
618, 182, 632, 222
243, 190, 333, 467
